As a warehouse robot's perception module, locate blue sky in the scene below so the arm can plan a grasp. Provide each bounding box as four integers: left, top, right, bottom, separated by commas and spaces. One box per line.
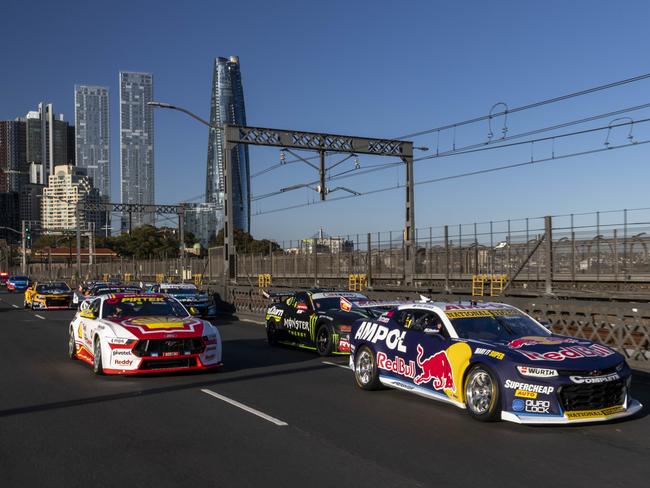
3, 0, 650, 243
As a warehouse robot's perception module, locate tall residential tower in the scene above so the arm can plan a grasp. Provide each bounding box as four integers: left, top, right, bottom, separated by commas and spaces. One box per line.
75, 85, 110, 199
206, 56, 250, 233
119, 72, 154, 230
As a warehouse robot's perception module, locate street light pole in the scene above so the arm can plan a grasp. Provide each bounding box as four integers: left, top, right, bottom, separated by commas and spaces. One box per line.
148, 101, 230, 292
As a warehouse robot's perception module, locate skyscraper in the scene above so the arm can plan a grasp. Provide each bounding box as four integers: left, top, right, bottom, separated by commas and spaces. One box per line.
119, 72, 154, 230
0, 120, 27, 193
206, 56, 250, 233
75, 85, 110, 198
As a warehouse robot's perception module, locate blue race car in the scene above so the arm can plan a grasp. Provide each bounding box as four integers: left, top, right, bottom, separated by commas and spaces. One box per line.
349, 300, 642, 424
7, 275, 30, 293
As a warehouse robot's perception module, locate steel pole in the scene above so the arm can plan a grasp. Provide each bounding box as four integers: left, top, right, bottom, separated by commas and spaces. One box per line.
403, 143, 415, 286
21, 220, 26, 274
76, 206, 82, 280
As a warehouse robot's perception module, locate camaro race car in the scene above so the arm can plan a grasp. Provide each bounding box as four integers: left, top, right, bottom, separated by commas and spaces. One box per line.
264, 289, 380, 355
349, 300, 642, 424
24, 281, 74, 310
147, 283, 216, 316
68, 293, 222, 375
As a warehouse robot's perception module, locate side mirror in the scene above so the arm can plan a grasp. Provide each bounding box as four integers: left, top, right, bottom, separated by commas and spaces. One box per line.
423, 327, 440, 335
79, 309, 96, 319
188, 306, 201, 316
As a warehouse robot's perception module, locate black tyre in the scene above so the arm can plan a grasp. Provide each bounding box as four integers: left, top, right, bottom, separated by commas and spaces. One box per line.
315, 323, 334, 356
92, 337, 104, 375
68, 327, 77, 360
464, 364, 501, 422
266, 320, 278, 346
353, 346, 382, 390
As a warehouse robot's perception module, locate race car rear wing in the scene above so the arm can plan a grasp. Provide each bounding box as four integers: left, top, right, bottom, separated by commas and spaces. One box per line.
262, 290, 296, 302
339, 295, 432, 312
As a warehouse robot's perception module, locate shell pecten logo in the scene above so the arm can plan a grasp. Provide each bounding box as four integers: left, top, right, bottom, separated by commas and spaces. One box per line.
129, 317, 188, 330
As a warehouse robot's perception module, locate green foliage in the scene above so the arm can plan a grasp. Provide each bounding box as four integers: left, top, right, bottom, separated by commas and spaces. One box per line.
211, 229, 281, 255
108, 225, 180, 259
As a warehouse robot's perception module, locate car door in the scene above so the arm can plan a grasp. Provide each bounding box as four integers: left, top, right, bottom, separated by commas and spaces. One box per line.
279, 292, 312, 344
79, 298, 102, 353
392, 308, 457, 393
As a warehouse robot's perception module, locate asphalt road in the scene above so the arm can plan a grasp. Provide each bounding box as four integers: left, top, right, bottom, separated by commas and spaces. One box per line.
0, 289, 649, 488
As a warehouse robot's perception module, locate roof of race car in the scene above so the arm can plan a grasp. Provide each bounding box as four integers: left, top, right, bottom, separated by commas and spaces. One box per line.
159, 283, 198, 289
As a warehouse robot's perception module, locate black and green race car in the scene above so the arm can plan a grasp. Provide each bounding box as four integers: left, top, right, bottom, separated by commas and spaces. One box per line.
264, 290, 374, 356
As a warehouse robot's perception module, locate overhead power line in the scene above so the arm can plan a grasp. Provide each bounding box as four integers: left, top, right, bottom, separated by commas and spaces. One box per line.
250, 72, 650, 179
253, 137, 650, 216
251, 114, 650, 202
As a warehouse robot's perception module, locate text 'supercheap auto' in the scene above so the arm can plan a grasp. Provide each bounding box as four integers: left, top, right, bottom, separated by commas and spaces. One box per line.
345, 299, 642, 424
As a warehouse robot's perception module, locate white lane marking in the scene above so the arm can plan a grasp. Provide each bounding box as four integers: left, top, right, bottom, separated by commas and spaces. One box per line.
200, 389, 288, 426
240, 318, 265, 325
12, 304, 19, 309
34, 314, 46, 320
322, 361, 351, 370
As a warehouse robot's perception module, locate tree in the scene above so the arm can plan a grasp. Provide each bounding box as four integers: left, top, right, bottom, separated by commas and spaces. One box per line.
211, 229, 281, 255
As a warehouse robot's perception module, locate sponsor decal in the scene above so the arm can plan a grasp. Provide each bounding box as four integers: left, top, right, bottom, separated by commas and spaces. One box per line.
414, 344, 455, 392
120, 296, 164, 303
517, 366, 558, 377
504, 380, 554, 395
112, 350, 131, 356
566, 405, 625, 420
474, 347, 505, 360
114, 358, 134, 367
569, 373, 620, 384
266, 306, 284, 317
377, 352, 416, 379
354, 321, 407, 352
340, 297, 352, 312
284, 317, 309, 331
128, 317, 189, 331
377, 316, 391, 323
445, 309, 520, 319
524, 399, 550, 414
512, 399, 525, 412
508, 336, 580, 349
338, 337, 351, 352
515, 389, 538, 399
517, 344, 615, 362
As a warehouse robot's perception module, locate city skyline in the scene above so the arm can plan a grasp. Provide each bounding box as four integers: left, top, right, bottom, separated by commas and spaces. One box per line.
2, 1, 650, 244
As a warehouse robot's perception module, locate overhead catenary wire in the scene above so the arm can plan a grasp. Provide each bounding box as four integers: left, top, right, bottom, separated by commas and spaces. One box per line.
251, 114, 650, 202
253, 137, 650, 216
250, 72, 650, 180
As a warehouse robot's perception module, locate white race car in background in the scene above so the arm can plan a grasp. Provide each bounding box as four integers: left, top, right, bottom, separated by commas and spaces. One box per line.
68, 293, 222, 375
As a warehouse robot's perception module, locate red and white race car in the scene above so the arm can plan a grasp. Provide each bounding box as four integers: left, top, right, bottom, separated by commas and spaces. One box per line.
68, 293, 223, 375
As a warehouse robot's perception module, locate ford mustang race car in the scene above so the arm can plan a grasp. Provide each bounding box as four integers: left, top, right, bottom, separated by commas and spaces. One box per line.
264, 289, 384, 355
147, 283, 216, 317
68, 293, 222, 375
24, 281, 73, 310
7, 275, 30, 292
349, 301, 642, 424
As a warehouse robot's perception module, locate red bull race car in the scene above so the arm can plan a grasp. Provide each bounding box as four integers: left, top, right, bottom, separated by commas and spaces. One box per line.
349, 300, 642, 424
68, 293, 222, 375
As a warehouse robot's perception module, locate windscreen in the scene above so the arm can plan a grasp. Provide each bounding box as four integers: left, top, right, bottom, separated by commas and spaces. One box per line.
446, 309, 548, 341
36, 283, 71, 293
93, 287, 141, 296
102, 296, 188, 318
163, 287, 199, 296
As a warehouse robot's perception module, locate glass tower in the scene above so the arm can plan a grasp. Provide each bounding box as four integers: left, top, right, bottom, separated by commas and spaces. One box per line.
206, 56, 250, 233
74, 85, 110, 199
119, 72, 154, 230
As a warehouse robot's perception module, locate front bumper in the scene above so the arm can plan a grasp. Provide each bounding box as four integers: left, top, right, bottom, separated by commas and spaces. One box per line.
501, 398, 642, 424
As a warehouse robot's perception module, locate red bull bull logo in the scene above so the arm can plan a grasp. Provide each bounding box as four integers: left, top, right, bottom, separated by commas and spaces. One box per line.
413, 344, 456, 392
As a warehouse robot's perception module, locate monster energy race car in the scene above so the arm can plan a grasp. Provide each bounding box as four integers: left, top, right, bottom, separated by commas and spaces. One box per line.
264, 290, 379, 356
